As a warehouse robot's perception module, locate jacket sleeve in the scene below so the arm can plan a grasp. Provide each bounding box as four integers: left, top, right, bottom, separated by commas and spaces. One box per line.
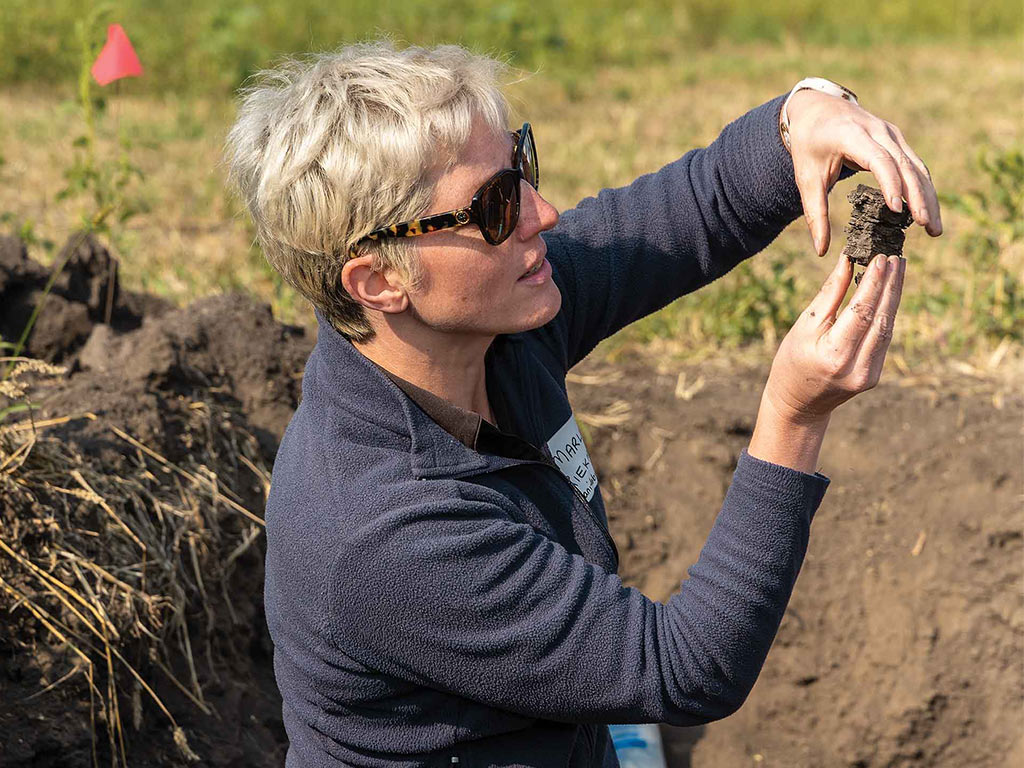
327, 449, 829, 726
539, 92, 858, 370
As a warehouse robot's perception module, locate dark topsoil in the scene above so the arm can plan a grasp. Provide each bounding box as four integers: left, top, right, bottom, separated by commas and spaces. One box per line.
1, 234, 1020, 767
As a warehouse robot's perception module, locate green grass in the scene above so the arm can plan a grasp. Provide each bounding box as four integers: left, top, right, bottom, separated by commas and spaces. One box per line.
1, 0, 1021, 97
0, 5, 1020, 372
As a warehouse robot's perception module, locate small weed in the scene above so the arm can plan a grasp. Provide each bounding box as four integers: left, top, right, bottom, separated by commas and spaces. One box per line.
926, 146, 1024, 346
2, 7, 145, 380
0, 215, 56, 254
56, 6, 146, 239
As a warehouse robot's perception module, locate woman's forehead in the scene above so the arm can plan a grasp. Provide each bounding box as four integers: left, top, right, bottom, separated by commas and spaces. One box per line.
432, 120, 513, 204
460, 116, 514, 170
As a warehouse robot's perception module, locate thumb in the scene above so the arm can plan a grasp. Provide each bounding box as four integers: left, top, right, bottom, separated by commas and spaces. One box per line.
803, 248, 853, 326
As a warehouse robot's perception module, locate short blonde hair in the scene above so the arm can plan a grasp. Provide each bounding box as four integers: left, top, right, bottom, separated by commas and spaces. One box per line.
223, 40, 511, 341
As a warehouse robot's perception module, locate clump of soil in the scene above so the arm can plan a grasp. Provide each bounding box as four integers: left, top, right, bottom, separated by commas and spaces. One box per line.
0, 233, 172, 363
841, 184, 914, 283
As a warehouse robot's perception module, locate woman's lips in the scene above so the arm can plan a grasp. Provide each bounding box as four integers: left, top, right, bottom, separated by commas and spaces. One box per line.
516, 257, 551, 284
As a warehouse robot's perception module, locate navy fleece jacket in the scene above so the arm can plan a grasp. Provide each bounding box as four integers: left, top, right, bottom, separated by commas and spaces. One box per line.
264, 92, 855, 768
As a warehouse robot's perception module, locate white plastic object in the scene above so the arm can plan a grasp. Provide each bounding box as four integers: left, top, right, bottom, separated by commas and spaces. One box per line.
608, 724, 667, 768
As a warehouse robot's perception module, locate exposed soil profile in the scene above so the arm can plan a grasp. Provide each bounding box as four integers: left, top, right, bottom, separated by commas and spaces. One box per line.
1, 234, 310, 767
1, 234, 1020, 767
570, 357, 1022, 767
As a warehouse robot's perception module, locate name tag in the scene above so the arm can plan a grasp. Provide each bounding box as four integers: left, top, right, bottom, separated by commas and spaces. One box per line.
545, 414, 598, 501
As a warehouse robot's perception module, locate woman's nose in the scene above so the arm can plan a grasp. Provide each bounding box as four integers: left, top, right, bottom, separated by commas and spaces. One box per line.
517, 180, 559, 239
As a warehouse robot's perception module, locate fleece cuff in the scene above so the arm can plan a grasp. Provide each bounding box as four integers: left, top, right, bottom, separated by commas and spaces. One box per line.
732, 446, 830, 525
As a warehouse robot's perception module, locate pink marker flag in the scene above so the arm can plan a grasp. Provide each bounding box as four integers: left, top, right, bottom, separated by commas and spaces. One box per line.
90, 24, 143, 86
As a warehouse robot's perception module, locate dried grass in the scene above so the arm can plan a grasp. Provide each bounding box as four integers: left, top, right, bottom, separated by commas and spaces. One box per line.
0, 359, 271, 766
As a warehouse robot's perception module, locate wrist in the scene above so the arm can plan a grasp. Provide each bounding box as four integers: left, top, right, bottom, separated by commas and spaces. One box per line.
749, 394, 830, 474
783, 88, 822, 130
761, 376, 833, 427
779, 77, 859, 154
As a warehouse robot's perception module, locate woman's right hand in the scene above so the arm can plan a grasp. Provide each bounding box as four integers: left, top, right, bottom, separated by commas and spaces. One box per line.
763, 249, 907, 425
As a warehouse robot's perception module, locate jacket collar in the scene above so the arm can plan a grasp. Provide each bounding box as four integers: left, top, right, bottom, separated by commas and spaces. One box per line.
311, 309, 524, 480
369, 361, 485, 450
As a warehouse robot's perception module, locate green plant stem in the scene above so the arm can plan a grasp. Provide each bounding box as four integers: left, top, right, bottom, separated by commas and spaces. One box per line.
76, 18, 96, 183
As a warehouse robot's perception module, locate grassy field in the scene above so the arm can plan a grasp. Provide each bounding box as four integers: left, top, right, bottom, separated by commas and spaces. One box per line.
3, 0, 1020, 96
0, 8, 1021, 373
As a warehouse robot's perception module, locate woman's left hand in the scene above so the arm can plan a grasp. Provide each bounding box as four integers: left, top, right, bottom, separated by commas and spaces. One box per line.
785, 88, 943, 257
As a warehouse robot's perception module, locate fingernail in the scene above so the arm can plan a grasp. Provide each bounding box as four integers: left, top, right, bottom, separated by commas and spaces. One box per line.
890, 195, 903, 212
888, 255, 899, 269
875, 254, 886, 270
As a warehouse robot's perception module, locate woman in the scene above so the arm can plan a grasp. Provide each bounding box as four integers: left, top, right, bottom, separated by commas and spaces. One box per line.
224, 40, 940, 767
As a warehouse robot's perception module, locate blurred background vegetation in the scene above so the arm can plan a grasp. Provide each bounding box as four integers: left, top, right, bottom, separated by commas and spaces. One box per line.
3, 0, 1021, 97
1, 0, 1021, 369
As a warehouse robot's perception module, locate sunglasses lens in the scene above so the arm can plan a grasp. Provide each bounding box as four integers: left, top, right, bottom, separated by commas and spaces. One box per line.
480, 171, 519, 244
520, 129, 538, 189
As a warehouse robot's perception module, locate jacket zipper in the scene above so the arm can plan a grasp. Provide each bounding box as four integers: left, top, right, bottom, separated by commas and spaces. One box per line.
544, 457, 618, 564
443, 428, 620, 570
503, 342, 620, 568
585, 722, 597, 759
504, 453, 620, 572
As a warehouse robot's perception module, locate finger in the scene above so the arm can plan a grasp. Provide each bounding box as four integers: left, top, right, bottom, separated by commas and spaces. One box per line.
840, 132, 905, 214
796, 163, 831, 257
889, 125, 943, 236
853, 255, 906, 384
873, 125, 934, 234
826, 252, 891, 355
802, 248, 854, 325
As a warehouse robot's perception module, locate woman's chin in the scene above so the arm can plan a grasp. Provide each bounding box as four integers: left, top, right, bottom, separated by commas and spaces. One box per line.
510, 284, 562, 333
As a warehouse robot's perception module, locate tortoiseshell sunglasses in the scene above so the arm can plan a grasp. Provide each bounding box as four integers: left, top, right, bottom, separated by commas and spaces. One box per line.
347, 123, 538, 261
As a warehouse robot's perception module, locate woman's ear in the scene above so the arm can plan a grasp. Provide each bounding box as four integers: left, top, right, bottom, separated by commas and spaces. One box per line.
340, 255, 410, 314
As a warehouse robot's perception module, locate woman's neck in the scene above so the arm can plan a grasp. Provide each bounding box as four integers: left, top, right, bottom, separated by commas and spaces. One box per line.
353, 324, 495, 421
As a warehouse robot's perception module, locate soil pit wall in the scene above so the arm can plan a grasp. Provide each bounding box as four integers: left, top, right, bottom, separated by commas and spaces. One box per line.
1, 234, 1020, 767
